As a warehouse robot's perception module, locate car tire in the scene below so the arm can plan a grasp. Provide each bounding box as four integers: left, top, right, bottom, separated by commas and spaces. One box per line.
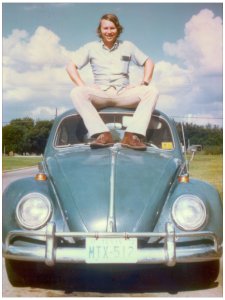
5, 259, 52, 287
178, 260, 220, 286
195, 260, 220, 284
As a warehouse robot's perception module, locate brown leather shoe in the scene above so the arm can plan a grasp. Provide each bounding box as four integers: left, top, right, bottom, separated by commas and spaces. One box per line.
121, 132, 147, 151
90, 132, 114, 149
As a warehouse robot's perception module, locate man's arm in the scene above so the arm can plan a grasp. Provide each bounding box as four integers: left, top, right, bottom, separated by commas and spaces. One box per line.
66, 61, 85, 86
142, 58, 155, 84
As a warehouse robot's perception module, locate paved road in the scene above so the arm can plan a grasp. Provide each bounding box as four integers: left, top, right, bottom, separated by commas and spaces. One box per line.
2, 168, 223, 297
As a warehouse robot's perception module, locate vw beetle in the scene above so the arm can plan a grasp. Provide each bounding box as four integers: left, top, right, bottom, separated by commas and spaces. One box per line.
3, 108, 222, 287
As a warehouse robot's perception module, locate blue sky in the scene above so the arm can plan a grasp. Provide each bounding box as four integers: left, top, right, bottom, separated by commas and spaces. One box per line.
2, 2, 223, 126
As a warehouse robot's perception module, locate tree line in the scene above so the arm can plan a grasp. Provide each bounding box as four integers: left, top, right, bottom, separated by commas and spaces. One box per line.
176, 122, 223, 154
2, 117, 223, 155
2, 118, 53, 155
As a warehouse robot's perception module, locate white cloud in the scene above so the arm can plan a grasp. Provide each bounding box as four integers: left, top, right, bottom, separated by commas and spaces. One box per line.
3, 65, 71, 102
154, 9, 222, 126
3, 27, 74, 106
163, 9, 222, 75
154, 61, 192, 94
30, 106, 68, 120
4, 87, 33, 101
3, 26, 71, 71
156, 94, 178, 113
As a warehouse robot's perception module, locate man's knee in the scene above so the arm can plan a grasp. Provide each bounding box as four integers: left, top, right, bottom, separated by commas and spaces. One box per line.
146, 85, 159, 98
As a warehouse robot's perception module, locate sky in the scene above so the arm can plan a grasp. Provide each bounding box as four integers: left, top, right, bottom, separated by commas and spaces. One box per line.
2, 2, 223, 127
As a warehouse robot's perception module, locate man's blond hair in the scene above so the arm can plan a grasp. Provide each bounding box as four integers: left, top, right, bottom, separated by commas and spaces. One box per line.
97, 13, 123, 39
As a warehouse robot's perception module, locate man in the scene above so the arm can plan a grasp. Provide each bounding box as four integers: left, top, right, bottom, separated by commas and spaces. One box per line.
66, 13, 159, 150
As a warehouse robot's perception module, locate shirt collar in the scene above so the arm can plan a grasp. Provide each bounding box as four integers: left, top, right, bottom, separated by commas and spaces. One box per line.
100, 39, 120, 51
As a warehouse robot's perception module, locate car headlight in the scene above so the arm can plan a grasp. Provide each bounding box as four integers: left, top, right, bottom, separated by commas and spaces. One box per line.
172, 194, 207, 231
16, 193, 52, 230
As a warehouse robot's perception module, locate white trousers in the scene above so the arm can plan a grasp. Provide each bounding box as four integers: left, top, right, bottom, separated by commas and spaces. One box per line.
70, 85, 159, 137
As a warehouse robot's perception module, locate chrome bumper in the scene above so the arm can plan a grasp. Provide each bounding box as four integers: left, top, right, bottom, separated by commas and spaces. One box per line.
3, 222, 222, 267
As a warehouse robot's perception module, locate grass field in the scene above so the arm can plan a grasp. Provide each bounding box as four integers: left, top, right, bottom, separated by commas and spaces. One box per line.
188, 154, 223, 200
2, 156, 42, 172
2, 154, 223, 199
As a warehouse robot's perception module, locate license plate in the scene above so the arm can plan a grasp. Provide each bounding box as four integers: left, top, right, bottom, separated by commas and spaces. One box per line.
85, 238, 137, 263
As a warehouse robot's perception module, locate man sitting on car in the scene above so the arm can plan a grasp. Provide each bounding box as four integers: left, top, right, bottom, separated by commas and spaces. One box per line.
66, 13, 159, 151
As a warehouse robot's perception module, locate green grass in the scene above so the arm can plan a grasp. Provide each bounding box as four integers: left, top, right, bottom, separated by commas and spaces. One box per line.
188, 154, 223, 200
2, 156, 42, 172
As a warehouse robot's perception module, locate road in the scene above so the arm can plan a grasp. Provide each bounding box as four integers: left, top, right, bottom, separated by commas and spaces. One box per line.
2, 168, 223, 297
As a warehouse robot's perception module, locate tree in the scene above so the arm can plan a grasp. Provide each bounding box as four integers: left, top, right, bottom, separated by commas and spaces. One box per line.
2, 118, 53, 155
176, 122, 223, 154
2, 124, 25, 154
2, 118, 34, 154
27, 120, 53, 154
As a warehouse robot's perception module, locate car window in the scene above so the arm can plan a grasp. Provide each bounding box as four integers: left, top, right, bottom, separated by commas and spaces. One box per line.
54, 113, 174, 150
146, 117, 174, 150
55, 115, 88, 146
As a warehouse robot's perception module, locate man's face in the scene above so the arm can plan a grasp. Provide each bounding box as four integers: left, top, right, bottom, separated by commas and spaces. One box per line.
100, 19, 118, 46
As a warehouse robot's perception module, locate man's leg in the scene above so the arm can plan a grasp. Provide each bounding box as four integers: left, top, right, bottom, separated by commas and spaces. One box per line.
70, 86, 109, 136
115, 85, 159, 136
70, 85, 159, 150
70, 86, 114, 148
114, 85, 159, 150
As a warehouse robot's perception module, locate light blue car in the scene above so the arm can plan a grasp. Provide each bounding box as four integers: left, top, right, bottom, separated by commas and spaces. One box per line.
3, 108, 222, 287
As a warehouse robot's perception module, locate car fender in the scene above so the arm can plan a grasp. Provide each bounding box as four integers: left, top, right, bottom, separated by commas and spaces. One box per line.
153, 178, 223, 244
2, 177, 63, 240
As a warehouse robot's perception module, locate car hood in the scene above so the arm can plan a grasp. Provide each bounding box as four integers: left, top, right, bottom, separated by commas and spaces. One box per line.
46, 146, 181, 233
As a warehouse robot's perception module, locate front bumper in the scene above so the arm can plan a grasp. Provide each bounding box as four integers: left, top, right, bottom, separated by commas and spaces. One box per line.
3, 222, 222, 267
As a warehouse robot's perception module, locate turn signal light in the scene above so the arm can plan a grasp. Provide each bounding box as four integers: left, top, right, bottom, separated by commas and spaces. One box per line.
35, 173, 47, 181
178, 175, 189, 183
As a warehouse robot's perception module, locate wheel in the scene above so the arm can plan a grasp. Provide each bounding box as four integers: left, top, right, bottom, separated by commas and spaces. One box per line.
5, 259, 53, 287
194, 260, 220, 284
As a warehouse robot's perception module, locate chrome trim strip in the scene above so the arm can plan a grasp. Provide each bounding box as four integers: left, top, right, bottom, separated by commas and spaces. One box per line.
107, 145, 119, 232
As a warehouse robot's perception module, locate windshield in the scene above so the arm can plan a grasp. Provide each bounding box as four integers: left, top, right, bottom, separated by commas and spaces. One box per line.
54, 113, 174, 150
